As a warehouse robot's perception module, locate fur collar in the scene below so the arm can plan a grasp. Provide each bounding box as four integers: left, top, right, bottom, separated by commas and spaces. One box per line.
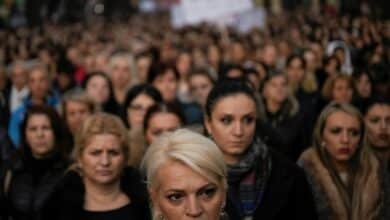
299, 148, 381, 220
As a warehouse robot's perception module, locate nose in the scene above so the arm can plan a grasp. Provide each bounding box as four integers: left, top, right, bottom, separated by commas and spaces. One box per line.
185, 196, 202, 217
341, 131, 350, 143
232, 122, 244, 137
100, 153, 111, 166
379, 119, 387, 130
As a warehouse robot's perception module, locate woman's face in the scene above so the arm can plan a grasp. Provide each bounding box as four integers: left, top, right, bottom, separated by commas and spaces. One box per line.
153, 70, 178, 102
111, 59, 131, 89
145, 112, 182, 144
355, 73, 372, 98
79, 134, 125, 185
263, 75, 288, 104
332, 79, 353, 103
151, 160, 225, 220
364, 104, 390, 148
65, 101, 91, 133
189, 74, 213, 107
86, 75, 110, 105
322, 111, 361, 163
286, 58, 305, 85
26, 114, 55, 159
127, 93, 156, 129
205, 94, 256, 164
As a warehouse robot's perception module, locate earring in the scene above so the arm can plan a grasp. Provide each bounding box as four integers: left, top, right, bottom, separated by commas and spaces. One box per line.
321, 141, 326, 148
220, 210, 229, 220
158, 214, 165, 220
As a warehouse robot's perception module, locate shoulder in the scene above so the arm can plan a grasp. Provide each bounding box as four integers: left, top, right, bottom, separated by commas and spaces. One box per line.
121, 167, 148, 203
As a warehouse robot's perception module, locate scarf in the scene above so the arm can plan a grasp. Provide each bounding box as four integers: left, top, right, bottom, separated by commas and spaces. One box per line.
227, 137, 272, 219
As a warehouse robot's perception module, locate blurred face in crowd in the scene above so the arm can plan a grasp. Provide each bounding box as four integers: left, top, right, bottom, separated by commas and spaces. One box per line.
207, 45, 220, 66
28, 68, 50, 101
354, 73, 372, 98
231, 42, 245, 64
322, 111, 361, 165
79, 134, 125, 185
153, 70, 178, 103
11, 64, 27, 89
303, 50, 318, 72
26, 114, 55, 159
332, 78, 353, 103
286, 57, 305, 85
262, 44, 277, 67
136, 56, 152, 83
364, 104, 390, 148
325, 58, 339, 75
334, 48, 346, 65
263, 75, 288, 105
127, 93, 156, 129
110, 58, 131, 89
85, 75, 110, 105
151, 160, 225, 220
145, 112, 181, 145
205, 94, 256, 165
189, 74, 213, 107
65, 101, 92, 134
176, 52, 192, 76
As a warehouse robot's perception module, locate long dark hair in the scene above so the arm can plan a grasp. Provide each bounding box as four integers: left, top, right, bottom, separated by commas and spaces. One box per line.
20, 105, 72, 158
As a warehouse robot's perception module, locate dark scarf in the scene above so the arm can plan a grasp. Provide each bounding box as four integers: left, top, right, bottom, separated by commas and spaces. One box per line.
227, 137, 272, 218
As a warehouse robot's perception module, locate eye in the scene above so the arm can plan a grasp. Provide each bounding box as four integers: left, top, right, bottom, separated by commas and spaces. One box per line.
108, 149, 121, 156
166, 193, 184, 204
220, 116, 232, 125
369, 117, 380, 124
243, 115, 255, 124
199, 187, 217, 200
89, 150, 101, 156
329, 127, 342, 134
349, 129, 361, 137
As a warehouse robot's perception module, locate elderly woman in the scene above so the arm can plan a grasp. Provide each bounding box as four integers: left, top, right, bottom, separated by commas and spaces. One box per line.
42, 113, 150, 220
141, 128, 227, 220
298, 102, 390, 219
204, 80, 317, 219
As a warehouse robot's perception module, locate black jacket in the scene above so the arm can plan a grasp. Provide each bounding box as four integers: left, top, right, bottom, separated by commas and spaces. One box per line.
225, 150, 318, 220
42, 167, 151, 220
0, 151, 68, 220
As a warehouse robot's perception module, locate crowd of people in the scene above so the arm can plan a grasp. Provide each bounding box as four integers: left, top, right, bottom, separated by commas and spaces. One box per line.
0, 6, 389, 220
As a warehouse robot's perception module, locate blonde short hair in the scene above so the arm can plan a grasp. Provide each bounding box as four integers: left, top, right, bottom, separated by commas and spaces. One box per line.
71, 113, 130, 170
141, 129, 227, 191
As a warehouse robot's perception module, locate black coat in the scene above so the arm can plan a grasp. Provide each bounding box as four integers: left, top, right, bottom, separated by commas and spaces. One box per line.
0, 151, 68, 220
225, 150, 318, 220
42, 167, 151, 220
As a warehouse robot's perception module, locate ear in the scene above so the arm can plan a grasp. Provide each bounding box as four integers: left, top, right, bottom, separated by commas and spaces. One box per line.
204, 116, 212, 136
149, 188, 161, 215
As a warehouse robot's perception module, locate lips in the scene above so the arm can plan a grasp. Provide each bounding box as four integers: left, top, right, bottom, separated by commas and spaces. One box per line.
338, 148, 351, 154
378, 133, 389, 140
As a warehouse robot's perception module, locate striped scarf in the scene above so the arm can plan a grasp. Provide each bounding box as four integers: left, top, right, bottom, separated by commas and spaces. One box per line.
227, 137, 272, 219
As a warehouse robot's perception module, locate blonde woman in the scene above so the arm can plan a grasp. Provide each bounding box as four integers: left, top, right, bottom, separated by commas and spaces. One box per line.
141, 129, 227, 220
298, 102, 390, 220
42, 113, 150, 220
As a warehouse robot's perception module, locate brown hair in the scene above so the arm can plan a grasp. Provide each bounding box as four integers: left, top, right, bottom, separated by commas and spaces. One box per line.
321, 74, 353, 101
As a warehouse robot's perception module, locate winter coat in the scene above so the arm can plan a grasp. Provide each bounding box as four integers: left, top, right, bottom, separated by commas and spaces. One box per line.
226, 149, 318, 220
42, 167, 151, 220
298, 148, 390, 220
0, 151, 68, 220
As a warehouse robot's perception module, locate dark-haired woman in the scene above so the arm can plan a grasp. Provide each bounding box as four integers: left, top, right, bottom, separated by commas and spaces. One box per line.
204, 80, 317, 219
259, 71, 308, 161
0, 105, 71, 220
122, 83, 162, 166
362, 97, 390, 173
